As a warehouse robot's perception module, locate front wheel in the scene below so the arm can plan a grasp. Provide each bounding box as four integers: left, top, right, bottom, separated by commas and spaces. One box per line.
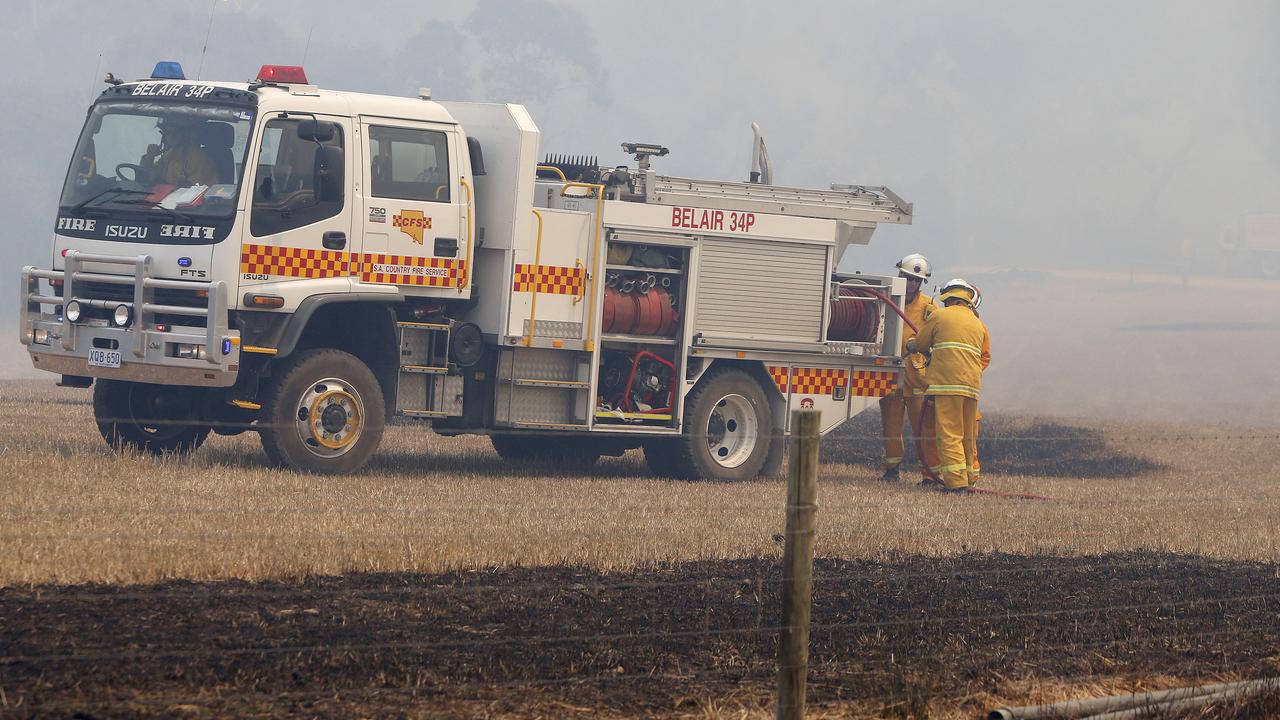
93, 380, 211, 454
668, 368, 774, 481
258, 349, 386, 474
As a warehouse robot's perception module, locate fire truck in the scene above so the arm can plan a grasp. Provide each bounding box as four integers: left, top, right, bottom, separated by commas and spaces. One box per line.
19, 62, 914, 481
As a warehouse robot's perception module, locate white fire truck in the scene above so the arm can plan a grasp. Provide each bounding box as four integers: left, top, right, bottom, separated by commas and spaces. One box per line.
19, 63, 914, 480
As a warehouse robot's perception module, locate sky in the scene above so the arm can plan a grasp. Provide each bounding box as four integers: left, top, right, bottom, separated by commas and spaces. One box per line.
3, 0, 1278, 423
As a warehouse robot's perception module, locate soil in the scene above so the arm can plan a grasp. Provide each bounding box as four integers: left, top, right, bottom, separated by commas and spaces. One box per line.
3, 552, 1279, 718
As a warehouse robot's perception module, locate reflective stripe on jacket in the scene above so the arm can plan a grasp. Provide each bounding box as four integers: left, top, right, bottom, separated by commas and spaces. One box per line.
915, 303, 990, 399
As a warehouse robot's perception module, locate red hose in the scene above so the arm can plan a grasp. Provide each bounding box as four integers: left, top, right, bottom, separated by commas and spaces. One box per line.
856, 287, 919, 335
967, 487, 1064, 502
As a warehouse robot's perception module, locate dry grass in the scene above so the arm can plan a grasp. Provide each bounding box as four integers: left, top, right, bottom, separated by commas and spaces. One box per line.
2, 380, 1279, 587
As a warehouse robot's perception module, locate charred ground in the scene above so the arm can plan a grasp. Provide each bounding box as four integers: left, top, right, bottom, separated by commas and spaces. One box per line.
3, 552, 1279, 719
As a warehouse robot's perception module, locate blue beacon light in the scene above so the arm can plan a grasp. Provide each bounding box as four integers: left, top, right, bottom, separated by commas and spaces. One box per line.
150, 61, 186, 80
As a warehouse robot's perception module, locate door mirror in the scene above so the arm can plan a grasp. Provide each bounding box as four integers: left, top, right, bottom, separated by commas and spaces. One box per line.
466, 136, 486, 176
313, 145, 344, 203
297, 119, 336, 142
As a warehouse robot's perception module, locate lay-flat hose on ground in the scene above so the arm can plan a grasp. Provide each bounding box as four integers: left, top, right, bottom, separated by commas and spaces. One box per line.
988, 678, 1280, 720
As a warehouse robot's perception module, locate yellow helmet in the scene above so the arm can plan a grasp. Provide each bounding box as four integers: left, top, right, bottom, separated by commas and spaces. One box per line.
938, 278, 977, 305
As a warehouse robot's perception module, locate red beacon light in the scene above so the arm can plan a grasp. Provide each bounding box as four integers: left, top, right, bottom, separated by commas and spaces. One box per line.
255, 65, 308, 85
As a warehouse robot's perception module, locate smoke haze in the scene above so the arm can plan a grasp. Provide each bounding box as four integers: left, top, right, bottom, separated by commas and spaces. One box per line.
3, 0, 1277, 424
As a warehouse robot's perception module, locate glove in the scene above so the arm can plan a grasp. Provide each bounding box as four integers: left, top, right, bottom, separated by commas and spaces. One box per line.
905, 338, 918, 354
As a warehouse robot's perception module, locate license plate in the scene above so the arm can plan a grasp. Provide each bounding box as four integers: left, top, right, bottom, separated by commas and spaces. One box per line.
87, 349, 122, 369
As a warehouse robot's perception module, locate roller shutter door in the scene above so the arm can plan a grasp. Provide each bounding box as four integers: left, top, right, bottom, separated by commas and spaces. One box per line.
694, 237, 828, 343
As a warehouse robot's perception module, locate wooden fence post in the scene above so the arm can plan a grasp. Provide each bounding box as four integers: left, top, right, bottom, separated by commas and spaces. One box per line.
776, 408, 821, 720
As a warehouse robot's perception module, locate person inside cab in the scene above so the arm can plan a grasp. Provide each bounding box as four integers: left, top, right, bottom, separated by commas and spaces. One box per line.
140, 117, 217, 188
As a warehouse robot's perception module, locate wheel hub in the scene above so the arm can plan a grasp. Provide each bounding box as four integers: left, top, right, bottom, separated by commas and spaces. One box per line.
320, 404, 348, 434
294, 380, 364, 457
705, 393, 759, 469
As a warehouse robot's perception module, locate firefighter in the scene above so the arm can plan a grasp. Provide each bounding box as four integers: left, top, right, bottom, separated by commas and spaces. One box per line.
879, 253, 940, 483
970, 285, 991, 483
140, 117, 217, 188
908, 278, 989, 493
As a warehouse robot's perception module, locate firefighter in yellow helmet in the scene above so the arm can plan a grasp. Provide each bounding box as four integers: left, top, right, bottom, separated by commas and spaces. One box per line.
970, 285, 991, 483
908, 279, 990, 493
879, 253, 941, 483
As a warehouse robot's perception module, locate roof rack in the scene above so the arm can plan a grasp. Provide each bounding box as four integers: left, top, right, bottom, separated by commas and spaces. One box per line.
645, 174, 912, 225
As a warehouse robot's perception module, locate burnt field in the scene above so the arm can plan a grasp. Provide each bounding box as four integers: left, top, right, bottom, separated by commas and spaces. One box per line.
3, 552, 1280, 718
3, 380, 1280, 717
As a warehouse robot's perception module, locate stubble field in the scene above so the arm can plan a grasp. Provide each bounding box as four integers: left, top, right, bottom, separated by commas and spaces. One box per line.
2, 379, 1280, 718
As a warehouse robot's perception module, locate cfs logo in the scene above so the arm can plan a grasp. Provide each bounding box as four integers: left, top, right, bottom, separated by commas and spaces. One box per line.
799, 398, 815, 409
392, 210, 432, 244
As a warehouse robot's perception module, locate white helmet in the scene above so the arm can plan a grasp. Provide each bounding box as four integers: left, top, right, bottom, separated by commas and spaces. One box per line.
896, 253, 931, 281
938, 278, 978, 305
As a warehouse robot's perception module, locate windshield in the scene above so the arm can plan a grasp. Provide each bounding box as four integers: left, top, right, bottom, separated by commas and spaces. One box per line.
59, 100, 254, 218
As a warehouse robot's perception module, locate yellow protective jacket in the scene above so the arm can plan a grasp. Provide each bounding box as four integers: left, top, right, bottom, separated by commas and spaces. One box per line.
898, 293, 935, 394
149, 144, 218, 188
916, 303, 990, 399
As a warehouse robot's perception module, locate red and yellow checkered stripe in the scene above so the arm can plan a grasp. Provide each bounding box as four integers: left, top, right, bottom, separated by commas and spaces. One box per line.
355, 253, 465, 287
766, 366, 850, 396
768, 366, 790, 393
241, 244, 348, 279
239, 245, 467, 288
512, 263, 584, 295
791, 367, 849, 395
849, 369, 897, 397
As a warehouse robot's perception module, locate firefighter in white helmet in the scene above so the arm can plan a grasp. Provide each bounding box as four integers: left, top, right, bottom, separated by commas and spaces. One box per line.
908, 278, 990, 493
879, 253, 941, 483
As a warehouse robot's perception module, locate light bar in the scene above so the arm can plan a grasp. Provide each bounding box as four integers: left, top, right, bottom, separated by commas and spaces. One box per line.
256, 65, 308, 84
151, 61, 186, 80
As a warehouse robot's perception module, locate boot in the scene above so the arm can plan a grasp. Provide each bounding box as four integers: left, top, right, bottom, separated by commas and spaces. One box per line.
919, 477, 944, 490
879, 466, 901, 483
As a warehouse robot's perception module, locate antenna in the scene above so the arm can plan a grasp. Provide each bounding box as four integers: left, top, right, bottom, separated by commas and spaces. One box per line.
301, 22, 315, 66
196, 0, 217, 80
87, 51, 102, 102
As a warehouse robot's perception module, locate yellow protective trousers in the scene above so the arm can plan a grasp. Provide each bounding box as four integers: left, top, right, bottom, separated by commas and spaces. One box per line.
879, 392, 940, 478
932, 395, 978, 489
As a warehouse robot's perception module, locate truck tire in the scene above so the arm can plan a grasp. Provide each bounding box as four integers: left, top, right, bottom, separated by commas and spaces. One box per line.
490, 433, 601, 469
669, 367, 774, 481
258, 349, 385, 474
93, 380, 211, 455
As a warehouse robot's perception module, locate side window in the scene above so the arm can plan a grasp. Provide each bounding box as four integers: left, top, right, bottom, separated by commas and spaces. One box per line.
369, 125, 450, 203
250, 118, 344, 237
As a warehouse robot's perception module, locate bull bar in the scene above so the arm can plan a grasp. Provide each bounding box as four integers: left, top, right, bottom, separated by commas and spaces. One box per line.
19, 250, 240, 387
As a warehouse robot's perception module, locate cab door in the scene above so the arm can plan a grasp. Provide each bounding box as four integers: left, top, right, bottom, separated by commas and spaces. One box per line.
354, 119, 465, 296
239, 115, 353, 302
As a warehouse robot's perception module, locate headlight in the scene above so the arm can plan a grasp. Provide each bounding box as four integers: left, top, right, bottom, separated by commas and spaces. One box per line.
112, 304, 132, 328
32, 329, 50, 345
64, 300, 82, 323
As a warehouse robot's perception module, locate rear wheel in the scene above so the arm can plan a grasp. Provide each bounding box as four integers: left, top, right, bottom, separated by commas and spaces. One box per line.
670, 368, 774, 481
93, 380, 211, 454
259, 349, 385, 474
